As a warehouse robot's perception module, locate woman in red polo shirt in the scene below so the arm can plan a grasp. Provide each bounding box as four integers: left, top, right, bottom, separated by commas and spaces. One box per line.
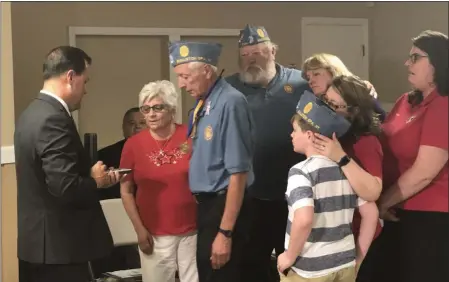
376, 30, 448, 282
120, 80, 198, 282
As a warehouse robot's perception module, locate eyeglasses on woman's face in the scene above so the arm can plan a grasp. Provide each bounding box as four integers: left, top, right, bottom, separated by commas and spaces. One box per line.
320, 93, 348, 112
140, 104, 168, 115
408, 53, 428, 64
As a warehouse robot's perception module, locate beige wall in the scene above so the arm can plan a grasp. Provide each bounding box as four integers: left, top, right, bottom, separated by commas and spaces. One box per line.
370, 2, 449, 102
11, 2, 448, 134
2, 2, 15, 146
11, 1, 374, 146
76, 35, 171, 148
10, 2, 448, 144
1, 2, 18, 282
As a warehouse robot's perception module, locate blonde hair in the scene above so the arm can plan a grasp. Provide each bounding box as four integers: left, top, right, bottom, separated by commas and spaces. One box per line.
301, 53, 354, 80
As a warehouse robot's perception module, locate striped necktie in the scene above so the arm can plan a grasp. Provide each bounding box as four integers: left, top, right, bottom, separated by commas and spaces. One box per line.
190, 99, 204, 138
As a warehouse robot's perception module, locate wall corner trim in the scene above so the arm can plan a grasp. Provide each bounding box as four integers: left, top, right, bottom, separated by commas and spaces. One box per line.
1, 146, 15, 165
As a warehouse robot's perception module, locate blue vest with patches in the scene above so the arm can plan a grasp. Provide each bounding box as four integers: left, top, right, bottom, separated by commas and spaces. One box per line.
226, 64, 310, 200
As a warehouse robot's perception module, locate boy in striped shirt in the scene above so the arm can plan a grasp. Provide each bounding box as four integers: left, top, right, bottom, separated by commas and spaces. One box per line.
277, 91, 378, 281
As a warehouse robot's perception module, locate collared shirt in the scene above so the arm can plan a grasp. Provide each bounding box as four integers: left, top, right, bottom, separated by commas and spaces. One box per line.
225, 64, 310, 200
381, 90, 448, 212
40, 90, 71, 116
188, 78, 255, 193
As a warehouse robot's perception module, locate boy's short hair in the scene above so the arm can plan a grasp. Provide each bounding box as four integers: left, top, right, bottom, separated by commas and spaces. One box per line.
291, 113, 320, 133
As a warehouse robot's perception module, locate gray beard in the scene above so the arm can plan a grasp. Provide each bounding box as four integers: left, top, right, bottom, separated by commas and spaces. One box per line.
239, 69, 269, 85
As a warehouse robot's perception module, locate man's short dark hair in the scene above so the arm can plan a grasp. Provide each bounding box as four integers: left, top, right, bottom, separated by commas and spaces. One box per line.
123, 107, 140, 121
43, 46, 92, 80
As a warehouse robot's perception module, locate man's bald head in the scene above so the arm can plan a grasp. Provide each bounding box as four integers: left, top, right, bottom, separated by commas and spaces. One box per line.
122, 107, 147, 138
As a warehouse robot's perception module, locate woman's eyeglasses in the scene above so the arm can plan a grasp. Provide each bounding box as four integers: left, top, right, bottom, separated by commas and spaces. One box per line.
409, 53, 428, 64
320, 94, 348, 111
140, 104, 168, 114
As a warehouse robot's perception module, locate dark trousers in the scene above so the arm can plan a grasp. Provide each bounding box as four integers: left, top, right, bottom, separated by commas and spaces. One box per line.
359, 209, 449, 282
355, 225, 396, 282
19, 259, 91, 282
196, 192, 250, 282
240, 197, 289, 282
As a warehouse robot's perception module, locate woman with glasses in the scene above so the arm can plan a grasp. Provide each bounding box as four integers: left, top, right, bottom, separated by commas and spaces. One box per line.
120, 80, 198, 282
301, 54, 385, 281
308, 75, 382, 279
301, 54, 384, 202
376, 30, 448, 282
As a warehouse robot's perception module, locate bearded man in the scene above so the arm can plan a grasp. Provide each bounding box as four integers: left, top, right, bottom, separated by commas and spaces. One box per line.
226, 25, 310, 282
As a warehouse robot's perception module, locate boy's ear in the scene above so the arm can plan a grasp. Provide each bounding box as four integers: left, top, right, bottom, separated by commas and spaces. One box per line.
306, 130, 314, 140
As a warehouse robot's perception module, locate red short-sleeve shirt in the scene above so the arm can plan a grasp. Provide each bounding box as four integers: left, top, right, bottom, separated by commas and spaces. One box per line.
381, 91, 448, 212
343, 135, 383, 239
120, 124, 197, 235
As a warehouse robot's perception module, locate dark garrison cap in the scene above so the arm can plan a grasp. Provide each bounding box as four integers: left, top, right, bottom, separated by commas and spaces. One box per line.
238, 24, 271, 48
296, 90, 351, 138
169, 41, 222, 68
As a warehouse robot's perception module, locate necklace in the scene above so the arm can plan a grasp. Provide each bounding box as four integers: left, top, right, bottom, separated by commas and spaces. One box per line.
148, 127, 176, 166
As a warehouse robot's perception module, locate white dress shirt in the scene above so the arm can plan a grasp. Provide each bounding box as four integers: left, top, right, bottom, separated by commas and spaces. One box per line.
40, 90, 71, 117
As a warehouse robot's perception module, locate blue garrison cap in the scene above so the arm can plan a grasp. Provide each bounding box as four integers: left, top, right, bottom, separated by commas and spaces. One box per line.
169, 41, 222, 67
238, 24, 271, 48
296, 91, 351, 138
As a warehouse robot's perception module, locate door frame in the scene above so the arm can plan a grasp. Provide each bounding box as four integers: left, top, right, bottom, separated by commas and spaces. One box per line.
68, 26, 240, 129
301, 17, 369, 79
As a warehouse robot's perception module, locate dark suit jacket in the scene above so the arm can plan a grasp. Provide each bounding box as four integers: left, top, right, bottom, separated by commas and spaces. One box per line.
97, 139, 126, 200
14, 93, 113, 264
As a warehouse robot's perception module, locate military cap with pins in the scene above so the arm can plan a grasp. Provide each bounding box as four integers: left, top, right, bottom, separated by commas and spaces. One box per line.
168, 41, 223, 68
296, 90, 351, 138
238, 24, 271, 48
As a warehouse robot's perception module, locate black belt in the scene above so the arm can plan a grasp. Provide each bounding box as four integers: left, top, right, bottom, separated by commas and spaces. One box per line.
192, 189, 227, 203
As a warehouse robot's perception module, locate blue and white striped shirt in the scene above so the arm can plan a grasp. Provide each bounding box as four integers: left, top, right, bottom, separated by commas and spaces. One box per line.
285, 155, 366, 278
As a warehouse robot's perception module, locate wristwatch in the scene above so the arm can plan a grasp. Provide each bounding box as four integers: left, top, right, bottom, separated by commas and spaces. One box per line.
218, 228, 233, 238
337, 155, 351, 167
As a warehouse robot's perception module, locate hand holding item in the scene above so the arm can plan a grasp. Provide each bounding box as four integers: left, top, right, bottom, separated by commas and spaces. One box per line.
91, 162, 127, 188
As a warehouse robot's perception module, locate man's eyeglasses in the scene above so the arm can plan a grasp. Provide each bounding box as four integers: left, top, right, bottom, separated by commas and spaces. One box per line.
140, 104, 168, 114
409, 53, 428, 64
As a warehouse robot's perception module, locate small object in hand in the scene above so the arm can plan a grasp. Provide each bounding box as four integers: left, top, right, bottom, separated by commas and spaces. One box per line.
109, 168, 133, 174
283, 267, 290, 276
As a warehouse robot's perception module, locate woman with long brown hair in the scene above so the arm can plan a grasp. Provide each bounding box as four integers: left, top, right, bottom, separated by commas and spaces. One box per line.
310, 75, 382, 276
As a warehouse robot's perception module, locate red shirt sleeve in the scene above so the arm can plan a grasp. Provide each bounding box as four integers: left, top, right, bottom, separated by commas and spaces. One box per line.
353, 135, 383, 179
120, 138, 135, 182
420, 96, 448, 150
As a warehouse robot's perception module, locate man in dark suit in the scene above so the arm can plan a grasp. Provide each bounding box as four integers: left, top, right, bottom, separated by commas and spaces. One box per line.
14, 46, 124, 282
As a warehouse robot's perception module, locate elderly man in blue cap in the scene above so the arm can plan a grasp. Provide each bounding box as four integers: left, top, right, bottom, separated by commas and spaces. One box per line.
225, 25, 311, 282
169, 41, 255, 282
